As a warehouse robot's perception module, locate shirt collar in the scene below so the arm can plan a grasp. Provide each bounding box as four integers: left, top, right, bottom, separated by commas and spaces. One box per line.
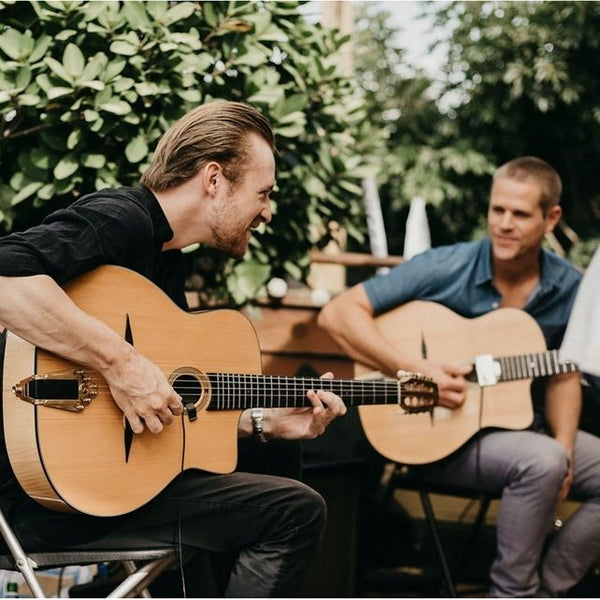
474, 237, 494, 286
537, 248, 563, 292
474, 236, 560, 295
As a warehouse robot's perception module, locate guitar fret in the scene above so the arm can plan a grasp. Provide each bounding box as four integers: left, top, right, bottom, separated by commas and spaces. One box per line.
269, 375, 274, 408
530, 354, 537, 378
228, 373, 232, 409
538, 354, 546, 376
517, 356, 524, 378
217, 373, 221, 408
503, 357, 511, 381
509, 356, 516, 380
518, 354, 526, 379
217, 373, 222, 408
514, 356, 521, 379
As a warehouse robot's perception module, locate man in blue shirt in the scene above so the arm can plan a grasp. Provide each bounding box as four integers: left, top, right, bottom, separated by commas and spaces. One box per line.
319, 156, 600, 596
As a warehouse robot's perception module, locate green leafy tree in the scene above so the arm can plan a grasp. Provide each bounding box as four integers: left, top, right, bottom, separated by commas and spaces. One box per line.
0, 0, 381, 304
352, 1, 494, 256
437, 0, 600, 265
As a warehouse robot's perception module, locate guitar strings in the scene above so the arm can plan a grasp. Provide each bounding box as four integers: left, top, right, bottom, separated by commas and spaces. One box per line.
25, 372, 436, 407
38, 371, 429, 393
56, 381, 432, 397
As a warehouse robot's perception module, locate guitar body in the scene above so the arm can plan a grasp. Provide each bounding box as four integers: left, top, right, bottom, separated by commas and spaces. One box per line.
3, 266, 261, 516
357, 301, 546, 465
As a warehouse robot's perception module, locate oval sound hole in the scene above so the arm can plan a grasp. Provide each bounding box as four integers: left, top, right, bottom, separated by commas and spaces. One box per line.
172, 373, 202, 406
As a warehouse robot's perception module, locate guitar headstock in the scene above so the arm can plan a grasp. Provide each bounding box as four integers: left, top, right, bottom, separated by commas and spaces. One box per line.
397, 371, 438, 414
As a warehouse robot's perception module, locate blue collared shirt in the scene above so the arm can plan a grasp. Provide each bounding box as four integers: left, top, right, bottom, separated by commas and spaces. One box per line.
364, 237, 581, 351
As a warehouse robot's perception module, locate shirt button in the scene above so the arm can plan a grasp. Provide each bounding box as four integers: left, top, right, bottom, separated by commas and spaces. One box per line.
492, 302, 499, 309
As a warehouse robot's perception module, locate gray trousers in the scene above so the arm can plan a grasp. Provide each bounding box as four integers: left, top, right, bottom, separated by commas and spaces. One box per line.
13, 470, 326, 597
422, 429, 600, 597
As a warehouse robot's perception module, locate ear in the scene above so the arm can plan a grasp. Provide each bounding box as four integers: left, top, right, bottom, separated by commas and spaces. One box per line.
202, 161, 223, 197
544, 205, 562, 234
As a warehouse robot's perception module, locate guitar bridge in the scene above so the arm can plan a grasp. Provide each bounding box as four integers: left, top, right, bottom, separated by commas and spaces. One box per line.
12, 368, 98, 412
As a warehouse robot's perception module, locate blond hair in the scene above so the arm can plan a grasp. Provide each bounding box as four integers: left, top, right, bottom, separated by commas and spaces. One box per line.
140, 101, 274, 191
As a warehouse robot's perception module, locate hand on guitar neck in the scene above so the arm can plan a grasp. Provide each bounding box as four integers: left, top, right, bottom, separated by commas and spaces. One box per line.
237, 372, 347, 440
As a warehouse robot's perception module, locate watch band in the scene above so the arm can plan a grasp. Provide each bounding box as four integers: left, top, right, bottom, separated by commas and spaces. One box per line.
251, 408, 268, 443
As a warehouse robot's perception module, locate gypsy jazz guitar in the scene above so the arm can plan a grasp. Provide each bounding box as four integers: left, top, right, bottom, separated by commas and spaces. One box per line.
1, 266, 437, 517
355, 301, 578, 466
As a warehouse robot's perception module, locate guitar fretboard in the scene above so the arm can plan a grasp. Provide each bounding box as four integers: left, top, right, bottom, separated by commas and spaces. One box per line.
204, 374, 402, 410
494, 349, 577, 382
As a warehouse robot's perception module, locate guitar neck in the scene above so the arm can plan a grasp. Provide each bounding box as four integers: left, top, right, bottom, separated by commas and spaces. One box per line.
205, 374, 400, 410
469, 349, 578, 385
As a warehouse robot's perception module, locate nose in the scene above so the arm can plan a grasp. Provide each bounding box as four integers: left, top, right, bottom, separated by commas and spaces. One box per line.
260, 203, 272, 224
498, 211, 514, 229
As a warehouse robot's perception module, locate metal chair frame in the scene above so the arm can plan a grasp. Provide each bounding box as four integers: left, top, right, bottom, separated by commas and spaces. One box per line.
385, 463, 496, 598
0, 506, 176, 598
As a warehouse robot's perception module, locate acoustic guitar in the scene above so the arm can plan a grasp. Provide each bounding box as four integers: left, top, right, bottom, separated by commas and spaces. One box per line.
355, 301, 578, 465
2, 265, 437, 517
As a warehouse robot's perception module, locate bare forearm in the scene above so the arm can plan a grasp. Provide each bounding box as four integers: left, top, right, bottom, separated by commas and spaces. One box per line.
0, 274, 183, 434
318, 285, 423, 376
0, 274, 132, 371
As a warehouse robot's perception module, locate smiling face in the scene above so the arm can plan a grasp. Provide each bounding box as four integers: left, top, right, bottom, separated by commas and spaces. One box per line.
208, 133, 275, 258
487, 176, 561, 265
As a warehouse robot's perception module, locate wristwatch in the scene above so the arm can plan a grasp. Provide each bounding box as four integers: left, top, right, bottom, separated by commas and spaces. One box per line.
251, 408, 268, 443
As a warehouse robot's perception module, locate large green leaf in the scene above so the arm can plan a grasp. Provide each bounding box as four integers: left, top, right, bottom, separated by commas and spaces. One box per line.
54, 155, 79, 180
10, 181, 43, 206
99, 100, 132, 115
0, 29, 33, 61
125, 135, 148, 164
63, 43, 85, 79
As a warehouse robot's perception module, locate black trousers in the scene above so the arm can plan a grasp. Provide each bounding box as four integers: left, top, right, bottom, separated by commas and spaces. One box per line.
9, 441, 325, 597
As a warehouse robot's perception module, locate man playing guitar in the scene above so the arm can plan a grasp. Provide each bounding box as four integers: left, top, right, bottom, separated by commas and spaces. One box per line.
0, 101, 347, 597
319, 156, 600, 597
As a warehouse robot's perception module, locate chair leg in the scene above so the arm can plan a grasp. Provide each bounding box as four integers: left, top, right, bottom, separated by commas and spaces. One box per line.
419, 489, 457, 598
0, 509, 46, 598
106, 556, 176, 598
455, 496, 492, 580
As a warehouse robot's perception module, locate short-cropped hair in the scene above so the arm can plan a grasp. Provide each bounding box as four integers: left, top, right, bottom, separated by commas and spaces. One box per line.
493, 156, 562, 213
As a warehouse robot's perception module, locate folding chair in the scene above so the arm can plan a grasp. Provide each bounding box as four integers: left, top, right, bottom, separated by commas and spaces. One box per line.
0, 505, 177, 598
383, 463, 497, 597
